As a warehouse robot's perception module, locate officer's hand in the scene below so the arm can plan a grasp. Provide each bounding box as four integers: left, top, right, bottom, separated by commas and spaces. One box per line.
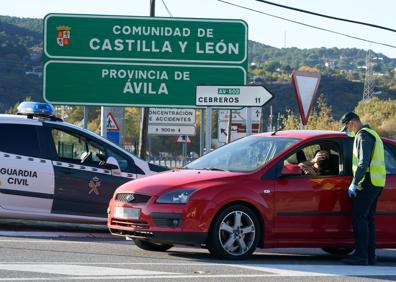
348, 184, 358, 198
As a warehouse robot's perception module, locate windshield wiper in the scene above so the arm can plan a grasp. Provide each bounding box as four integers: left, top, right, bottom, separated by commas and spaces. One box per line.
200, 167, 227, 171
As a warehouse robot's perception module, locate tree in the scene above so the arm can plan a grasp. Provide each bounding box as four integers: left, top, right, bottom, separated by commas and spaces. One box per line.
279, 94, 338, 130
354, 98, 396, 139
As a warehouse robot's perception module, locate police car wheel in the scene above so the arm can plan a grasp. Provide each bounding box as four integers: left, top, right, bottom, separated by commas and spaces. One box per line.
207, 204, 261, 260
133, 239, 173, 252
322, 247, 354, 256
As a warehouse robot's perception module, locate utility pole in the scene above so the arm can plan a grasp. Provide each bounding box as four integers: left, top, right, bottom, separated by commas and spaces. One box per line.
363, 49, 374, 101
138, 0, 155, 160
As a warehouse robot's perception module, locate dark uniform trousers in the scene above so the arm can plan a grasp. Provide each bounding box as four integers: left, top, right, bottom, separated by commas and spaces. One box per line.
352, 173, 383, 260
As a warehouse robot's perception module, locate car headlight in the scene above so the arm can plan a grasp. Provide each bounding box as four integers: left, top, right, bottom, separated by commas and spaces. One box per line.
156, 189, 197, 204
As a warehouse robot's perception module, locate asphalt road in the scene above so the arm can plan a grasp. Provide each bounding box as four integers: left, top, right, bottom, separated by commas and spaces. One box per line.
0, 232, 395, 282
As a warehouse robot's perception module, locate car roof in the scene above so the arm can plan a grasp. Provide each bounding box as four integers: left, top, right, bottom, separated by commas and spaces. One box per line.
255, 130, 348, 139
0, 114, 45, 125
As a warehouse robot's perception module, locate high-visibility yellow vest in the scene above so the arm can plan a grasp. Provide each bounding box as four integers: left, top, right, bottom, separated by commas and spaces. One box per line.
352, 127, 386, 187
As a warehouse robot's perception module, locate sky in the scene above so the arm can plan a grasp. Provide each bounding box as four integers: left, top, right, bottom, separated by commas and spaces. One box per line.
2, 0, 396, 59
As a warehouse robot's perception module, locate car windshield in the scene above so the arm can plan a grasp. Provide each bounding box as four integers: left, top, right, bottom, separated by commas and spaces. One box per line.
185, 136, 299, 172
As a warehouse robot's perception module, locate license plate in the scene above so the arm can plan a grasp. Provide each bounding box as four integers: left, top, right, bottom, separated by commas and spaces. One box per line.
114, 207, 140, 219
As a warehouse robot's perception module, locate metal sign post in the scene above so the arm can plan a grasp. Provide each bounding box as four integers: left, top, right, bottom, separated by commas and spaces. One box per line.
100, 107, 108, 138
205, 107, 212, 154
83, 106, 88, 129
200, 109, 204, 156
246, 107, 252, 136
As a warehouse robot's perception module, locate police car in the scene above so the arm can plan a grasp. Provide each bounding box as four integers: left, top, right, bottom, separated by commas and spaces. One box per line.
0, 102, 166, 223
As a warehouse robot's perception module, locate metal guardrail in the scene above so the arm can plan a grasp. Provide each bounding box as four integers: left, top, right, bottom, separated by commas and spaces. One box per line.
148, 157, 197, 169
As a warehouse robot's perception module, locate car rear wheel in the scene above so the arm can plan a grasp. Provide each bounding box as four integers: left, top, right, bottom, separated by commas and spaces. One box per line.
207, 204, 261, 260
322, 247, 354, 256
133, 239, 173, 252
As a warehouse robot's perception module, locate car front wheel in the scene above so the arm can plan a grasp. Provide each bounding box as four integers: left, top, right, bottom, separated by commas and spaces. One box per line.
207, 204, 261, 260
133, 239, 173, 252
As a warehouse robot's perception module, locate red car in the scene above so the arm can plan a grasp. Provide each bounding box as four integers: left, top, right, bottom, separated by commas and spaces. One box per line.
107, 130, 396, 259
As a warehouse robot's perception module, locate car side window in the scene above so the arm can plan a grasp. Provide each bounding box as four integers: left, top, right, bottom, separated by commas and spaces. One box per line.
282, 142, 340, 177
0, 124, 41, 158
106, 149, 129, 172
384, 144, 396, 175
51, 128, 85, 161
87, 141, 107, 164
52, 128, 110, 168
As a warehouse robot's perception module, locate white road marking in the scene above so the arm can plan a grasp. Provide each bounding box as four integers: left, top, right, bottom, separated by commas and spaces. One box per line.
0, 274, 289, 281
235, 264, 396, 276
0, 264, 178, 276
0, 263, 395, 280
0, 231, 114, 238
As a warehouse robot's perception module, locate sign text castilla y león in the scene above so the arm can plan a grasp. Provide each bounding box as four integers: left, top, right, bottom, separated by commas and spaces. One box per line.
43, 14, 248, 107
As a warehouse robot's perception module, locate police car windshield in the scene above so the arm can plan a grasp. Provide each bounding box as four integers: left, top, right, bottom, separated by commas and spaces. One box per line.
185, 136, 299, 172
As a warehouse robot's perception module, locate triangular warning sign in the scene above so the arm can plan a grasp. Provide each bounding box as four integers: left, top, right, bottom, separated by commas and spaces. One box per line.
291, 71, 321, 125
106, 112, 120, 131
176, 135, 192, 144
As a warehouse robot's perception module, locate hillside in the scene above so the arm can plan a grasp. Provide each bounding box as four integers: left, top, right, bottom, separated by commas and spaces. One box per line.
0, 15, 395, 118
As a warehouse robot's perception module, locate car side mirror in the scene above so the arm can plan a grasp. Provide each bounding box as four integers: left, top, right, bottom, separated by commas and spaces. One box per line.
281, 164, 302, 176
105, 156, 121, 175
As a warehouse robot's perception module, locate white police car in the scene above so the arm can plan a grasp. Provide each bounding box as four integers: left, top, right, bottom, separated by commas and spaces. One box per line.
0, 102, 166, 223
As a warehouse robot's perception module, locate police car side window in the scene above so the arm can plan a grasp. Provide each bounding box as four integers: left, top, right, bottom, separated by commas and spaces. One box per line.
106, 149, 129, 172
0, 124, 41, 158
51, 129, 85, 161
87, 141, 107, 164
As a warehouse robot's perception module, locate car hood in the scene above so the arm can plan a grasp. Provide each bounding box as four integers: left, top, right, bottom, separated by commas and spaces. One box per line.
116, 169, 245, 196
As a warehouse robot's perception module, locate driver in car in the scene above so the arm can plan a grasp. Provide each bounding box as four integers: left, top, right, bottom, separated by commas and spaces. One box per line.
298, 150, 332, 176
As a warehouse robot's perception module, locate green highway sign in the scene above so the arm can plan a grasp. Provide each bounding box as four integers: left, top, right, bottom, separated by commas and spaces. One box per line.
44, 14, 247, 64
43, 61, 246, 107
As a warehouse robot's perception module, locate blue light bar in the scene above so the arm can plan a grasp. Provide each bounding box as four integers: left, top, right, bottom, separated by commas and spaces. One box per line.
17, 102, 55, 117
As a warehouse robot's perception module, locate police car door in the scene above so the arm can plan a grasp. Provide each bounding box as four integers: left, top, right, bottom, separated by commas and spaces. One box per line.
47, 126, 133, 219
0, 123, 54, 214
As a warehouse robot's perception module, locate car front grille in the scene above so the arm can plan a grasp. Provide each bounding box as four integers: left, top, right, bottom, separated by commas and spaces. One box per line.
110, 219, 149, 229
116, 193, 151, 203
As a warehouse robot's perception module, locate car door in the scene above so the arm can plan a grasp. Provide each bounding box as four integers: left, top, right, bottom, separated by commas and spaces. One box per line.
375, 141, 396, 244
273, 139, 352, 243
46, 124, 134, 219
0, 123, 55, 214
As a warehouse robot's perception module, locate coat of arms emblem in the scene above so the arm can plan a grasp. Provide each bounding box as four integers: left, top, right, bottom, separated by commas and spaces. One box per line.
88, 176, 101, 195
56, 25, 71, 47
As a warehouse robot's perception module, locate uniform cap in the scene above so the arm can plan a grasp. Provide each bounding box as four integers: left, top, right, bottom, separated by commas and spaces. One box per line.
340, 112, 359, 131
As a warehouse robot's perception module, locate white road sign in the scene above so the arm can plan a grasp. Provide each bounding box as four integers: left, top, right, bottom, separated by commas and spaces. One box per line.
219, 108, 261, 122
218, 121, 259, 143
148, 125, 196, 136
291, 71, 321, 125
149, 108, 196, 125
196, 86, 273, 107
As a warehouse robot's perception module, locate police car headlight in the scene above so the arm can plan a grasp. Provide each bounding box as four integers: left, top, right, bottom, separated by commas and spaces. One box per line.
156, 189, 197, 204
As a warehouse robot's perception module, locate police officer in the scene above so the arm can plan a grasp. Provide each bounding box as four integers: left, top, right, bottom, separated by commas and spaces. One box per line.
340, 112, 386, 265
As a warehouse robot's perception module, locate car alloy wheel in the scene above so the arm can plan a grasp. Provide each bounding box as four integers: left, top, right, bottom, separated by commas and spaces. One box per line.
208, 204, 261, 259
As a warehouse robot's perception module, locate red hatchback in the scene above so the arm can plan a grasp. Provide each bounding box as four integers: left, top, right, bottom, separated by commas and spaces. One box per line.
107, 130, 396, 259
